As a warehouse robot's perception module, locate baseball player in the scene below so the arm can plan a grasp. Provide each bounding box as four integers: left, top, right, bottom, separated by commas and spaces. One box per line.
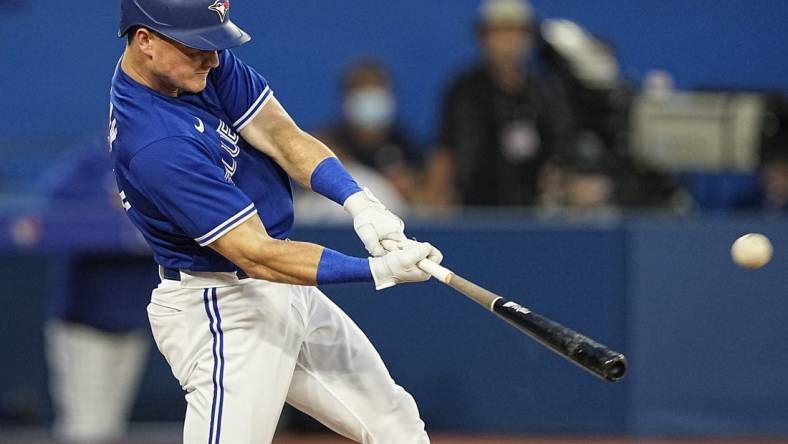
39, 132, 153, 443
110, 1, 441, 443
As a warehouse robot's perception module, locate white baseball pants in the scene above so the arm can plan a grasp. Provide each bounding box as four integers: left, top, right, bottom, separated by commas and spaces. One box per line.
45, 320, 149, 443
147, 271, 429, 444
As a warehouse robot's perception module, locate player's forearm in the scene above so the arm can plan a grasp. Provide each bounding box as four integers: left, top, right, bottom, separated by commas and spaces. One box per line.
240, 96, 339, 188
242, 238, 442, 291
238, 238, 323, 285
246, 241, 373, 285
211, 219, 372, 286
266, 127, 365, 206
238, 239, 373, 286
267, 127, 337, 188
211, 216, 370, 285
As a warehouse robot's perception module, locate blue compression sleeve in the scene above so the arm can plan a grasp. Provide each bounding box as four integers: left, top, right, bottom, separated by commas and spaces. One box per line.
316, 248, 373, 285
310, 157, 363, 205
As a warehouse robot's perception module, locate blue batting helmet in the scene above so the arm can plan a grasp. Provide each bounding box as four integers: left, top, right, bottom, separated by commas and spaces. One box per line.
119, 0, 251, 50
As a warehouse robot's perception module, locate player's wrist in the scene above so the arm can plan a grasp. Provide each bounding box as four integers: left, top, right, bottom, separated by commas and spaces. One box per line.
310, 157, 362, 205
316, 247, 373, 285
369, 256, 396, 290
343, 188, 384, 218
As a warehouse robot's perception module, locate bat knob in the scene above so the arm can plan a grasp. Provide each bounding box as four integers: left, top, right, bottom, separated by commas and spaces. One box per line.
603, 355, 628, 382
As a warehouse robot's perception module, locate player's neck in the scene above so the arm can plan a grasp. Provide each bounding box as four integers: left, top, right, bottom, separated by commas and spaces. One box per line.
121, 50, 181, 97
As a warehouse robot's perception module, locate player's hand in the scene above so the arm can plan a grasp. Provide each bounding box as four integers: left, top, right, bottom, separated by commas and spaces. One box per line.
368, 240, 443, 290
344, 187, 406, 257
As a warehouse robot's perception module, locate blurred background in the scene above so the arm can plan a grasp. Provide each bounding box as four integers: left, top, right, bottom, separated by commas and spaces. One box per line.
2, 0, 788, 442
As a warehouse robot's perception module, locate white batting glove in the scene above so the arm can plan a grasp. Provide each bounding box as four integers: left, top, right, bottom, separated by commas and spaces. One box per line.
344, 187, 406, 257
368, 240, 444, 290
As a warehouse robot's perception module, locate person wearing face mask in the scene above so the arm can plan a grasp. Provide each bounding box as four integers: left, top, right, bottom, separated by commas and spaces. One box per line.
318, 61, 423, 204
426, 0, 574, 207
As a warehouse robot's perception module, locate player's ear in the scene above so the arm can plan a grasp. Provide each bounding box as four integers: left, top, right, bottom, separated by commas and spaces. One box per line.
132, 28, 155, 55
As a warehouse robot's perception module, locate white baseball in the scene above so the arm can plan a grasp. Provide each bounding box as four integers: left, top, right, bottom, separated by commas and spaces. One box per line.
731, 233, 773, 269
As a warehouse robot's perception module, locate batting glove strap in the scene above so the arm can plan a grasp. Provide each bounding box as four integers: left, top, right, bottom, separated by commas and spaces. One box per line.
343, 187, 384, 216
368, 241, 442, 290
369, 256, 397, 290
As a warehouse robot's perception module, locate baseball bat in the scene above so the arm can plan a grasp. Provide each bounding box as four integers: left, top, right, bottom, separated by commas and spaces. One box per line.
418, 259, 627, 382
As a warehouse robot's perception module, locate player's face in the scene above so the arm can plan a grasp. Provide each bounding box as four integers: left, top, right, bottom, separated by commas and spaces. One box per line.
149, 33, 220, 95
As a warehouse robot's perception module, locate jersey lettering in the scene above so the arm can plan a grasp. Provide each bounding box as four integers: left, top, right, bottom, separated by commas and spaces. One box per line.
218, 120, 241, 181
119, 190, 131, 210
108, 103, 118, 151
218, 120, 240, 148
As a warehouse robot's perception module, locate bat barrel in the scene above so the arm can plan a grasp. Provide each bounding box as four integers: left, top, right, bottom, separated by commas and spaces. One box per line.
493, 298, 627, 382
423, 264, 628, 382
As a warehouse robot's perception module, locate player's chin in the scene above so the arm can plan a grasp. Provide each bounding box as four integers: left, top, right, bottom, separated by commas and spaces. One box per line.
183, 78, 209, 94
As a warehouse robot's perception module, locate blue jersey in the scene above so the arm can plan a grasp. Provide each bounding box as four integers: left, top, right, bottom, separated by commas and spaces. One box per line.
109, 50, 293, 272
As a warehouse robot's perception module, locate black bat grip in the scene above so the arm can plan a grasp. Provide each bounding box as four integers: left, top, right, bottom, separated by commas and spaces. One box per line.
492, 298, 627, 382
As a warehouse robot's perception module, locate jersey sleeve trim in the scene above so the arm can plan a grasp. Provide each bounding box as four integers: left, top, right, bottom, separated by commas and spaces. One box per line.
233, 86, 274, 132
195, 203, 258, 246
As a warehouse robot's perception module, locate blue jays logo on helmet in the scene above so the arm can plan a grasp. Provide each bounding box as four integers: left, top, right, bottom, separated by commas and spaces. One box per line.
119, 0, 251, 51
208, 0, 230, 22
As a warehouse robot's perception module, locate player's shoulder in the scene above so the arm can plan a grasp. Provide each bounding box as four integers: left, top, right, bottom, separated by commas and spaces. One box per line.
117, 98, 195, 135
210, 49, 247, 81
110, 99, 207, 164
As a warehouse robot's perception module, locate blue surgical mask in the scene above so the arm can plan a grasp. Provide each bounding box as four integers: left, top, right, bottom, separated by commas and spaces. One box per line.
343, 88, 395, 130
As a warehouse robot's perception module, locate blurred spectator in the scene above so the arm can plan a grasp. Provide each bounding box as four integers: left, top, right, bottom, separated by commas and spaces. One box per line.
758, 93, 788, 211
761, 162, 788, 210
426, 0, 574, 207
317, 60, 424, 203
536, 132, 619, 220
37, 132, 153, 443
538, 19, 681, 212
